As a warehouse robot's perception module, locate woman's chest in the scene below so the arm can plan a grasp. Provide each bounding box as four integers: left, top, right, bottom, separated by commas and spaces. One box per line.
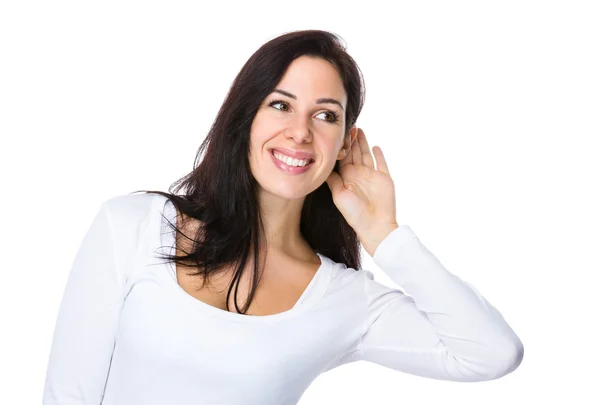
114, 279, 359, 385
175, 257, 320, 316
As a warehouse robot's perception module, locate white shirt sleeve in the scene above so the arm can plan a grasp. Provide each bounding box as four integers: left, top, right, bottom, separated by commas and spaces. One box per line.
355, 225, 524, 382
43, 201, 124, 404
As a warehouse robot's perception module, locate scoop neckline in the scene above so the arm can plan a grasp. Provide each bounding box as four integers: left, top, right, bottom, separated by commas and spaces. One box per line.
156, 195, 332, 324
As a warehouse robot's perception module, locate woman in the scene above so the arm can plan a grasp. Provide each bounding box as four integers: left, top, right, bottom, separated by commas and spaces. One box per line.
43, 30, 524, 404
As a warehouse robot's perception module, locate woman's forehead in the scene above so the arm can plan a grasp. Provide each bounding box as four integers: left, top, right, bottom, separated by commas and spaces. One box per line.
274, 56, 346, 103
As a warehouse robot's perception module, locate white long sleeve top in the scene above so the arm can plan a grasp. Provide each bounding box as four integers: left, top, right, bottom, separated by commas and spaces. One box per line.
43, 193, 523, 405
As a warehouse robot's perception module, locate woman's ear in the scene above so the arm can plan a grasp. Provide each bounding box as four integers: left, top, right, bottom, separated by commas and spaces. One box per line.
337, 126, 358, 160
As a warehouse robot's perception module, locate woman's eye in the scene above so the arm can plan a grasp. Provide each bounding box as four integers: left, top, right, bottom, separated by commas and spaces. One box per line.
268, 99, 339, 123
269, 101, 289, 111
316, 111, 335, 122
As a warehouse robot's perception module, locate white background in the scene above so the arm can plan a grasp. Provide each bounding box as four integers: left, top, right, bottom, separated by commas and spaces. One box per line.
1, 0, 598, 403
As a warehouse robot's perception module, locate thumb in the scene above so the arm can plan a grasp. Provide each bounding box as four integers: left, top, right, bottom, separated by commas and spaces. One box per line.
326, 170, 344, 196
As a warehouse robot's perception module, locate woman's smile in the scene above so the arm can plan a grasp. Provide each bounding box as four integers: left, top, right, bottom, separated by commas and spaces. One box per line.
269, 149, 315, 175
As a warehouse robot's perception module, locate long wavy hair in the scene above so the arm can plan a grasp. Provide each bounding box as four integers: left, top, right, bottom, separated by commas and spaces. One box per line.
132, 29, 366, 314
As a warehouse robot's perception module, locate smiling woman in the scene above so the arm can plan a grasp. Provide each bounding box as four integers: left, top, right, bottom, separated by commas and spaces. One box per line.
135, 30, 367, 317
43, 29, 523, 405
249, 55, 351, 196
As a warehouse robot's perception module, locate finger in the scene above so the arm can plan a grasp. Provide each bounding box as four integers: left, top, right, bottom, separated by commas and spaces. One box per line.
373, 146, 390, 175
326, 170, 344, 196
357, 129, 374, 170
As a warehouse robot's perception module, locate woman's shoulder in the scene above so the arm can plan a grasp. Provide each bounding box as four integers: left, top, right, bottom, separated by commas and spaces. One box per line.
100, 193, 169, 278
100, 192, 166, 231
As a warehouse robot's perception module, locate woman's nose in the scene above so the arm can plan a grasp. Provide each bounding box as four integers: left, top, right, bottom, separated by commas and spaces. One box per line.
285, 115, 313, 143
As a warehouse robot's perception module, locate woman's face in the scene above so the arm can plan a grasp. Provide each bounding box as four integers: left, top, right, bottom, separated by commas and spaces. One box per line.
249, 55, 352, 200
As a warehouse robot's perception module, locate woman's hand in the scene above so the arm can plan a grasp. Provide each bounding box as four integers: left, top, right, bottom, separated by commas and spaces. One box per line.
325, 127, 399, 257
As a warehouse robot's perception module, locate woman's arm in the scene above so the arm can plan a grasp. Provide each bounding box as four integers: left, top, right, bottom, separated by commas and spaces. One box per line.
354, 225, 524, 382
43, 201, 124, 404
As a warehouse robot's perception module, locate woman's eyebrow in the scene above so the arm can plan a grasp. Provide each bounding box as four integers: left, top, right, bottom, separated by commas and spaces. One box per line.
272, 88, 344, 111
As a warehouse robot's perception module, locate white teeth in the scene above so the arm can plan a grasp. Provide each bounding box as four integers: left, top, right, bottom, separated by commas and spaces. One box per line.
273, 151, 311, 167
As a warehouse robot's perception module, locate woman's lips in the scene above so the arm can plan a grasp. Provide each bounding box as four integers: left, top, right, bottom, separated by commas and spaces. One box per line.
270, 150, 315, 174
269, 147, 315, 161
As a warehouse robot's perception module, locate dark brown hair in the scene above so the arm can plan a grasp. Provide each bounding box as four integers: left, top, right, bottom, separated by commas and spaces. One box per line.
133, 29, 366, 314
